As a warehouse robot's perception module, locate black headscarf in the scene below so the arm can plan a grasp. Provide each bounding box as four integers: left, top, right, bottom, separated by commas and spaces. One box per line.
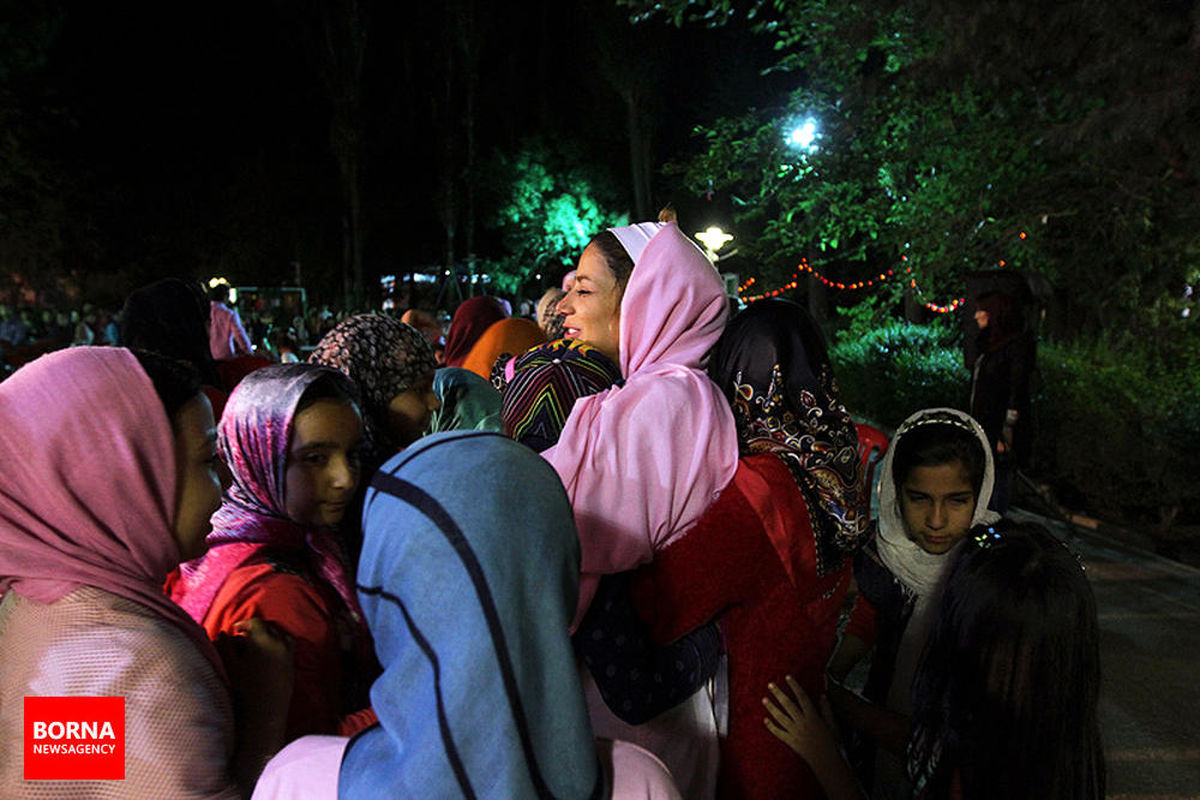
708, 298, 868, 574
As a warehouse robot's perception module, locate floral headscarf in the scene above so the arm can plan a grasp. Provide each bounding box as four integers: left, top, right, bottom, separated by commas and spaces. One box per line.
709, 298, 868, 575
309, 314, 437, 462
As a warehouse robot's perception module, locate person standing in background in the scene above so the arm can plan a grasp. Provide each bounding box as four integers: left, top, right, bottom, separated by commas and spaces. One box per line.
968, 290, 1036, 512
209, 283, 253, 360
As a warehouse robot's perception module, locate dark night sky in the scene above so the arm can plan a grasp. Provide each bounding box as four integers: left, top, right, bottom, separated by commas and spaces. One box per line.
23, 0, 786, 303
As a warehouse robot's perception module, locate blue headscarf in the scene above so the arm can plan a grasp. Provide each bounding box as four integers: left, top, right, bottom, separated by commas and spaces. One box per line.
343, 430, 606, 799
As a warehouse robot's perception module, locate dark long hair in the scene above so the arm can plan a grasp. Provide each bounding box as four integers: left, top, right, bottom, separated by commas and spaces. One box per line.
123, 278, 221, 389
588, 230, 636, 289
908, 521, 1105, 800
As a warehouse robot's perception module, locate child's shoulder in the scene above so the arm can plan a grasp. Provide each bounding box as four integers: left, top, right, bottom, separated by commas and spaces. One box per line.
853, 530, 914, 613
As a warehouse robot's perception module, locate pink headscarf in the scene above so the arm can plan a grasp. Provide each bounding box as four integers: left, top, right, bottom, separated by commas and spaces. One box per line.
543, 222, 739, 624
171, 364, 364, 629
0, 347, 223, 672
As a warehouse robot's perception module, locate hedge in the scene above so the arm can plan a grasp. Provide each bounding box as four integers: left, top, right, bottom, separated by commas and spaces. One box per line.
829, 320, 1200, 525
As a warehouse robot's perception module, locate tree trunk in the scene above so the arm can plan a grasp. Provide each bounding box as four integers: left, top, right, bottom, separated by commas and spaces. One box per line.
626, 90, 651, 221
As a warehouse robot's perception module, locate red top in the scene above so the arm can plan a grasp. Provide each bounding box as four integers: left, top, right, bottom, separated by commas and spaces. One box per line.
171, 553, 378, 741
633, 453, 853, 800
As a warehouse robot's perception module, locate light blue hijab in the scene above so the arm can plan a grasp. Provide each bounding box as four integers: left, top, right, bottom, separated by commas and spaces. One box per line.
342, 430, 606, 799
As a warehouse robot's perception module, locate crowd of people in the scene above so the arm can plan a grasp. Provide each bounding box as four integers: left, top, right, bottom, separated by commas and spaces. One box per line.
0, 216, 1099, 799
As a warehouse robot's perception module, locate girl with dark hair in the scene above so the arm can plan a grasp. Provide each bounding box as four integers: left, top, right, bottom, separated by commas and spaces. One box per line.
169, 364, 379, 743
824, 408, 1000, 799
763, 521, 1104, 800
123, 278, 228, 412
0, 348, 291, 797
907, 521, 1104, 800
968, 290, 1036, 512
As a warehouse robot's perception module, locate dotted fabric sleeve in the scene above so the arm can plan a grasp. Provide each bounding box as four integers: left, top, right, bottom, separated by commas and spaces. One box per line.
0, 588, 240, 799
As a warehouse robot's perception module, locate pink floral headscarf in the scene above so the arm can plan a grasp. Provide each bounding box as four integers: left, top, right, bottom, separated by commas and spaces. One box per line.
543, 222, 740, 625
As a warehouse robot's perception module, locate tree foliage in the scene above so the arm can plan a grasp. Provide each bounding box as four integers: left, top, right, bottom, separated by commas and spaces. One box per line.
625, 0, 1200, 336
480, 137, 629, 294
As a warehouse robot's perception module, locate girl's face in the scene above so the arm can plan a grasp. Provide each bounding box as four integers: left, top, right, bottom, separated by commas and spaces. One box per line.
974, 309, 990, 329
172, 393, 230, 561
899, 461, 977, 554
557, 244, 622, 364
285, 398, 363, 528
385, 369, 440, 448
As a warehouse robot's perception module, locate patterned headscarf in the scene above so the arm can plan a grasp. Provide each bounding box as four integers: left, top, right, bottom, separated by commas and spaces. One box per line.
502, 339, 623, 453
309, 314, 437, 462
172, 363, 365, 629
709, 298, 868, 575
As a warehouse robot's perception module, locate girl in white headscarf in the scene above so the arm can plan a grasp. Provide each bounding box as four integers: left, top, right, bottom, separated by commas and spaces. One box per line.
825, 408, 1000, 800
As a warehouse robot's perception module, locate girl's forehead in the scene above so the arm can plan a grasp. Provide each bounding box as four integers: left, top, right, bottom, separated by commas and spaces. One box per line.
904, 461, 974, 490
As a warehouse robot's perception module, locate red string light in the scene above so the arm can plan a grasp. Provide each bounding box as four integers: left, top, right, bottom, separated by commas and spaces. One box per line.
738, 256, 967, 313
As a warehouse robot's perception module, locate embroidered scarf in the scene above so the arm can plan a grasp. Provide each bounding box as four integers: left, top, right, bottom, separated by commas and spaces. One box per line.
708, 297, 869, 576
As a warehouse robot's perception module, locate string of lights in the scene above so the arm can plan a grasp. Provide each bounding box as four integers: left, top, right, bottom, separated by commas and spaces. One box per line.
738, 255, 967, 313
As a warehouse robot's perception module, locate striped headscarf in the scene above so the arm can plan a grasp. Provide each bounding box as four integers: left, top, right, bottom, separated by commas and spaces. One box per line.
501, 339, 623, 453
345, 431, 607, 798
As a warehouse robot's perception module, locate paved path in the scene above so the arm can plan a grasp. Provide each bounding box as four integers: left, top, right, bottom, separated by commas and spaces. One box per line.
1010, 509, 1200, 799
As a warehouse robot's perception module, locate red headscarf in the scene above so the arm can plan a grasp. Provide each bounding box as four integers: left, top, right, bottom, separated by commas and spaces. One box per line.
442, 297, 508, 367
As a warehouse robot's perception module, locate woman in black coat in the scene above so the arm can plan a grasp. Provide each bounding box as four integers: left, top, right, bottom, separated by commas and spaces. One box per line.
968, 290, 1036, 512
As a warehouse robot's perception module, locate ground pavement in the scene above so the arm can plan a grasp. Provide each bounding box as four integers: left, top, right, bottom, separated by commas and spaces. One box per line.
1008, 508, 1200, 799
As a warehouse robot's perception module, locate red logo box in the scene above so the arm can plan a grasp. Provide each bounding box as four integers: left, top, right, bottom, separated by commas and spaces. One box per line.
24, 696, 125, 780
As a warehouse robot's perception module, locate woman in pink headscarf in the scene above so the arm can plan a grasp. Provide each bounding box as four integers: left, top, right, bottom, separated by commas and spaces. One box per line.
548, 218, 740, 800
0, 347, 291, 797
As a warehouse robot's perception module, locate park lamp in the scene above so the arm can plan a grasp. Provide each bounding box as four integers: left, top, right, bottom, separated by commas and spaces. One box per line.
695, 226, 734, 261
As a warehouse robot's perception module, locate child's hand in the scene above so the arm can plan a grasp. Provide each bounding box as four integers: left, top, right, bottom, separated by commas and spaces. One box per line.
763, 675, 838, 756
216, 618, 295, 712
764, 676, 861, 800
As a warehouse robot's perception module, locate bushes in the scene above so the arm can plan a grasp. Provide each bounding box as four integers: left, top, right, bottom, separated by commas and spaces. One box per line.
1035, 336, 1200, 523
830, 319, 1200, 525
830, 319, 965, 427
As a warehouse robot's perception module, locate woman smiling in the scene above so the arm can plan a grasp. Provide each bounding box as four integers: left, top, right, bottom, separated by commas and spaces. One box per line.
544, 217, 740, 799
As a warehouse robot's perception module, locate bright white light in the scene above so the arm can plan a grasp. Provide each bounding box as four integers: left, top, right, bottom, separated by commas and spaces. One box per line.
695, 226, 734, 254
788, 119, 819, 151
